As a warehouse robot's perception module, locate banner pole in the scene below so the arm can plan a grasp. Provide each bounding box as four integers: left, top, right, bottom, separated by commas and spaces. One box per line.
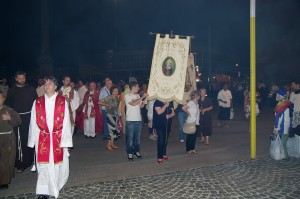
250, 0, 257, 159
148, 32, 195, 39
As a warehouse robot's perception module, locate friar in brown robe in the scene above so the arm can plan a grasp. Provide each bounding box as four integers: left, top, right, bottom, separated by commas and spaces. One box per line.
0, 91, 21, 190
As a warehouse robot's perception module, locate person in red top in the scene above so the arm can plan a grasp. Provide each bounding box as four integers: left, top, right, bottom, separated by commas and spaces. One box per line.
76, 81, 103, 138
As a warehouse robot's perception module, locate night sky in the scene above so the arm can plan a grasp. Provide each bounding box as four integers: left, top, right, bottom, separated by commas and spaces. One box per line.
1, 0, 299, 83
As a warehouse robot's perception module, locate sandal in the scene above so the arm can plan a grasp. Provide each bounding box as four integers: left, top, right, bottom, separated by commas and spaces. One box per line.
192, 150, 198, 154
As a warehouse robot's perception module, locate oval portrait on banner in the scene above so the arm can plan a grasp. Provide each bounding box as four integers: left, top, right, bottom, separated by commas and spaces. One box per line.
162, 56, 176, 76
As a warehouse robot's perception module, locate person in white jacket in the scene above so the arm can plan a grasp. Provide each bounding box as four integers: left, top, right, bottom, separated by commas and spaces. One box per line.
273, 89, 292, 159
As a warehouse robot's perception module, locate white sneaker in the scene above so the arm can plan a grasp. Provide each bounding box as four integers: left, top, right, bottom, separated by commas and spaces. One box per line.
180, 139, 184, 143
31, 165, 36, 172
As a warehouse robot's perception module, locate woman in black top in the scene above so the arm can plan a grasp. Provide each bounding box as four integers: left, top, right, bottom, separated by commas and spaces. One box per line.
153, 100, 175, 164
198, 88, 213, 145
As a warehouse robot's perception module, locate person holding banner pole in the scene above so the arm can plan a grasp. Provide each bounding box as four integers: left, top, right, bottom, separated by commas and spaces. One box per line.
153, 100, 175, 164
124, 81, 148, 161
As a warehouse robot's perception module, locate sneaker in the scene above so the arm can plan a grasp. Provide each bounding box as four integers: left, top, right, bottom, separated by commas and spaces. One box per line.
31, 165, 36, 172
157, 159, 163, 164
163, 155, 169, 160
180, 139, 184, 143
128, 154, 133, 161
134, 152, 142, 159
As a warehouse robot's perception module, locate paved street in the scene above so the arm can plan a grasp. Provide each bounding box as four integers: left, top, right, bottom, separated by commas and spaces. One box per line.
1, 158, 300, 199
1, 105, 300, 198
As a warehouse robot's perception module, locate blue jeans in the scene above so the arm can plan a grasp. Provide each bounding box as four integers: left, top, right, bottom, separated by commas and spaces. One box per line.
178, 112, 187, 141
157, 128, 170, 159
102, 110, 109, 138
126, 121, 142, 154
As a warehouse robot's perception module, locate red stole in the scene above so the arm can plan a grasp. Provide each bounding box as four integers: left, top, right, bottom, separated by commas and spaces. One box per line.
36, 95, 65, 164
274, 100, 292, 114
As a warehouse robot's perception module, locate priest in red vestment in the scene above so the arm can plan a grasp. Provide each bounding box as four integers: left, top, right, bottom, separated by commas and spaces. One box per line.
76, 81, 103, 138
28, 76, 72, 199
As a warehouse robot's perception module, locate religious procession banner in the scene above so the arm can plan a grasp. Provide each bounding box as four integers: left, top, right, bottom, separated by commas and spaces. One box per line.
183, 53, 197, 103
148, 34, 190, 104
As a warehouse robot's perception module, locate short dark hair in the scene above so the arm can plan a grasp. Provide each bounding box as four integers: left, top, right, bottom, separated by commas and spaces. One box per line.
110, 85, 120, 95
190, 91, 200, 100
44, 76, 58, 87
15, 71, 26, 78
63, 75, 71, 80
129, 81, 138, 90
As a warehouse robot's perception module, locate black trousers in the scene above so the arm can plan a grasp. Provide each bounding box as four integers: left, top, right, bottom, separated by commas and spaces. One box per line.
186, 133, 197, 151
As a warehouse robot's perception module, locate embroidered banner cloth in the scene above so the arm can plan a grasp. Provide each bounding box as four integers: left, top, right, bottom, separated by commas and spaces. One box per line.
148, 34, 190, 103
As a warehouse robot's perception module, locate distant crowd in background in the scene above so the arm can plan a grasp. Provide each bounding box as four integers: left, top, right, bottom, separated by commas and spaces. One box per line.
1, 72, 300, 198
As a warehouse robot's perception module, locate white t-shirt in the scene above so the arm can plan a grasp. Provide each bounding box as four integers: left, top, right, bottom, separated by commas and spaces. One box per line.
185, 100, 200, 124
217, 89, 232, 108
125, 93, 142, 121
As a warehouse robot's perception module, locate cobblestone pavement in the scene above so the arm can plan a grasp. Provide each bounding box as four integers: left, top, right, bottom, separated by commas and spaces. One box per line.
1, 157, 300, 199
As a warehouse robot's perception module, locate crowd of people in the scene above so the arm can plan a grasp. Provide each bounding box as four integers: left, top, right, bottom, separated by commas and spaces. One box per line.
1, 71, 300, 198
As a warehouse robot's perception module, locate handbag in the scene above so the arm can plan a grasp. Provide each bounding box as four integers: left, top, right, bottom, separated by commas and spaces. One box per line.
183, 122, 196, 134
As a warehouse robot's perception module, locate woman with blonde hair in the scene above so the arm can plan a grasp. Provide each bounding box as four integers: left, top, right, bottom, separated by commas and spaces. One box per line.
198, 88, 213, 145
